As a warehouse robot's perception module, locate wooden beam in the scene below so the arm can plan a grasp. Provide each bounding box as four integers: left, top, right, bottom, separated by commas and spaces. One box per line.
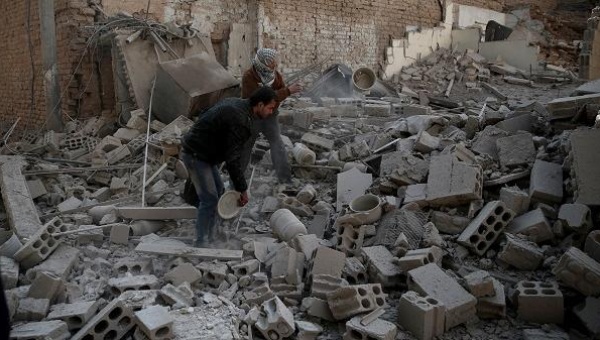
135, 243, 243, 261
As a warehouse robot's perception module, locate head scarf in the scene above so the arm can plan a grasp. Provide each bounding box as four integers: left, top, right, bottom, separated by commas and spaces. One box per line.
253, 48, 278, 86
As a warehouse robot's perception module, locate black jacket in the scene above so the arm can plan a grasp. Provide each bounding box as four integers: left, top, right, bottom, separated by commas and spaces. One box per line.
182, 98, 254, 192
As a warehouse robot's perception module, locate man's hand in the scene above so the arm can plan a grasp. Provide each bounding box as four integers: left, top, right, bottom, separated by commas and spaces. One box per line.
239, 191, 249, 207
288, 83, 302, 95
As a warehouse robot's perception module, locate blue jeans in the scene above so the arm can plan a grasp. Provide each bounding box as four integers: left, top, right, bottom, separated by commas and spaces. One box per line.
241, 113, 292, 183
181, 152, 224, 244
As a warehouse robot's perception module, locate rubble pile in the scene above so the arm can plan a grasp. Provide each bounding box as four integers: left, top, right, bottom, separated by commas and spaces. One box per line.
2, 64, 600, 339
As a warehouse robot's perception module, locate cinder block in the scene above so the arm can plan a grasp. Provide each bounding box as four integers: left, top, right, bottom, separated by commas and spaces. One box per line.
293, 109, 314, 128
558, 203, 592, 234
164, 262, 202, 286
108, 275, 159, 295
14, 217, 66, 269
457, 201, 515, 256
426, 154, 483, 207
271, 279, 304, 301
584, 230, 600, 262
291, 234, 320, 259
408, 263, 477, 330
335, 223, 367, 256
361, 246, 402, 287
574, 297, 600, 336
267, 245, 303, 285
507, 208, 553, 243
106, 145, 132, 164
301, 297, 334, 321
47, 301, 101, 331
308, 246, 346, 283
327, 284, 387, 320
499, 186, 530, 216
311, 274, 348, 299
28, 271, 64, 302
529, 160, 563, 204
256, 296, 296, 339
27, 179, 47, 199
496, 133, 536, 168
109, 224, 130, 244
71, 300, 135, 340
403, 104, 432, 116
414, 131, 440, 153
552, 247, 600, 296
477, 278, 506, 319
114, 258, 154, 276
431, 211, 470, 235
197, 262, 229, 287
57, 196, 82, 212
0, 256, 19, 289
497, 233, 544, 270
26, 244, 80, 282
301, 132, 334, 152
160, 283, 194, 308
343, 257, 368, 285
364, 103, 391, 117
15, 298, 50, 321
10, 320, 70, 340
464, 270, 494, 298
344, 315, 397, 340
330, 105, 359, 118
232, 259, 260, 277
395, 247, 442, 272
135, 305, 173, 339
296, 320, 323, 340
118, 290, 160, 311
397, 291, 445, 340
95, 135, 122, 153
516, 281, 563, 324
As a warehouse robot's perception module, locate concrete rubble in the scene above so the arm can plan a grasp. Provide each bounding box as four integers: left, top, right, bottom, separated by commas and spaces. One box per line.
2, 4, 600, 340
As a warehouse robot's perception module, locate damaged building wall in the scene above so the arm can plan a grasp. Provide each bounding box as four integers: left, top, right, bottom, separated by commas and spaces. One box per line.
504, 0, 558, 11
0, 1, 110, 135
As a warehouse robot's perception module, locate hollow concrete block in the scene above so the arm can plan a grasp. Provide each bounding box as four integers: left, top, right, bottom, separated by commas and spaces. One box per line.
397, 290, 445, 340
327, 284, 387, 320
477, 278, 506, 319
506, 208, 553, 243
165, 262, 202, 286
71, 299, 135, 340
516, 281, 563, 324
256, 296, 296, 340
552, 247, 600, 296
47, 300, 101, 331
135, 305, 174, 339
10, 320, 70, 340
361, 246, 402, 287
457, 201, 515, 256
343, 315, 397, 340
584, 230, 600, 263
497, 233, 544, 270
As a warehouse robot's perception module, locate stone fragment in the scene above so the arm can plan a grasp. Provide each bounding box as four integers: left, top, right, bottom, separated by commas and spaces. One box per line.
496, 133, 536, 167
464, 270, 494, 298
497, 233, 544, 270
529, 160, 563, 204
499, 186, 530, 216
507, 208, 553, 243
477, 278, 506, 319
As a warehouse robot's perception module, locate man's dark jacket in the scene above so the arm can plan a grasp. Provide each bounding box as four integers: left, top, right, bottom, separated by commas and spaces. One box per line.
181, 98, 253, 192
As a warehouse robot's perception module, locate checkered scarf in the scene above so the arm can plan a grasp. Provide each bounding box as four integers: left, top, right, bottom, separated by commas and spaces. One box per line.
252, 48, 278, 86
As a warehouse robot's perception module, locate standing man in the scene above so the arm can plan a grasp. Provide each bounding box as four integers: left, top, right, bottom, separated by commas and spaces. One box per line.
181, 87, 278, 247
241, 48, 302, 184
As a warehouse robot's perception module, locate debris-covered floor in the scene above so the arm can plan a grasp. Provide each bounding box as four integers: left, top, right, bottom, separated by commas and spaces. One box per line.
3, 4, 600, 340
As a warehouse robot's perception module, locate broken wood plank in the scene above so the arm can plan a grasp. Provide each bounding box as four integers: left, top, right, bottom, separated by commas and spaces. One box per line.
135, 243, 243, 261
118, 206, 197, 220
23, 164, 141, 176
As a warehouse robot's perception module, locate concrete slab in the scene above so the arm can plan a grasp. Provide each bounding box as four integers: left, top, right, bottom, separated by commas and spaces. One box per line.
496, 133, 536, 168
426, 154, 482, 207
10, 320, 69, 340
529, 160, 563, 204
495, 114, 533, 133
507, 208, 553, 243
408, 263, 477, 330
574, 78, 600, 95
452, 28, 480, 52
547, 93, 600, 120
479, 40, 539, 71
570, 129, 600, 205
0, 158, 43, 238
336, 168, 372, 211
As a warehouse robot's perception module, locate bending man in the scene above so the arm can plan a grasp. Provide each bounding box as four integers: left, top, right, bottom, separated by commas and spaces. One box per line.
181, 87, 278, 247
241, 48, 302, 184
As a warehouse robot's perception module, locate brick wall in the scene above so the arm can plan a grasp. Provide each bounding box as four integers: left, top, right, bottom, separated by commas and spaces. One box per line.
504, 0, 558, 11
0, 0, 569, 134
0, 0, 100, 136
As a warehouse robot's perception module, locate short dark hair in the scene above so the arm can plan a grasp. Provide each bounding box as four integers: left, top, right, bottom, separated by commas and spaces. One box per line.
249, 87, 277, 107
